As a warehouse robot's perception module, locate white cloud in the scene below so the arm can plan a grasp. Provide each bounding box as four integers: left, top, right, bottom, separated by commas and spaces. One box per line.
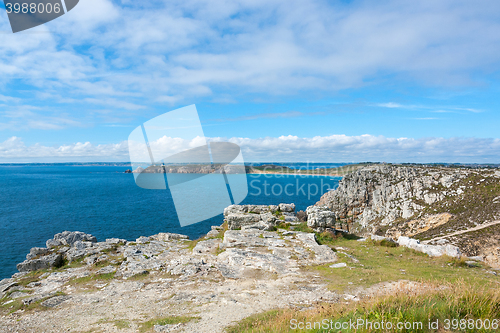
0, 107, 85, 130
376, 103, 405, 108
1, 0, 500, 114
0, 137, 128, 161
1, 134, 500, 163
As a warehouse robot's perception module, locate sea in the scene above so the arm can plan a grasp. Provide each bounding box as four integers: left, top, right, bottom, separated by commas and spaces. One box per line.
0, 164, 342, 279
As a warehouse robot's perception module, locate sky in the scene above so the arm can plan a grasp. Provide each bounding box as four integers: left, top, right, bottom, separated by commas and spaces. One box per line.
0, 0, 500, 163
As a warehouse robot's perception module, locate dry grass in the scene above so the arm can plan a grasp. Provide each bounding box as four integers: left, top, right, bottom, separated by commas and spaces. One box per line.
227, 281, 500, 332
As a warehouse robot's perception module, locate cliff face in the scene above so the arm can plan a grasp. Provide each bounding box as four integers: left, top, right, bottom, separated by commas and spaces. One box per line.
315, 164, 500, 266
317, 164, 468, 230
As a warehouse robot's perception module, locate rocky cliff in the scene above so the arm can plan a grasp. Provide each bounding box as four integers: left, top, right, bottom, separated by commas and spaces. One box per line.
2, 202, 499, 332
314, 164, 500, 267
0, 214, 341, 332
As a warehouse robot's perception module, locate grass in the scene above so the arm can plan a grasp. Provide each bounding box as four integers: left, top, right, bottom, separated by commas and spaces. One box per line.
289, 223, 315, 234
226, 281, 500, 333
1, 291, 67, 314
15, 270, 48, 287
371, 238, 398, 248
68, 272, 116, 286
138, 315, 200, 332
303, 237, 499, 292
101, 244, 120, 254
113, 319, 131, 329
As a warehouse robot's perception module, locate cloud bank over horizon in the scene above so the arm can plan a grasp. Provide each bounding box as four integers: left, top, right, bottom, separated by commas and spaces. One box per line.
1, 0, 500, 138
1, 135, 499, 164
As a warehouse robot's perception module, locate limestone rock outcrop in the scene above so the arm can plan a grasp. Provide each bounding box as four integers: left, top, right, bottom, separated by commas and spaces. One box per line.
314, 164, 469, 233
312, 164, 500, 266
46, 231, 97, 248
223, 204, 298, 230
397, 236, 461, 258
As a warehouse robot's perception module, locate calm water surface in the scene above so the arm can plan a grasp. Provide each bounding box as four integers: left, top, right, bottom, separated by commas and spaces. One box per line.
0, 165, 340, 278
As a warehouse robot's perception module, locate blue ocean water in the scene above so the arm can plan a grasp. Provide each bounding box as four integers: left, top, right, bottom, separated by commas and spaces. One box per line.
0, 165, 340, 279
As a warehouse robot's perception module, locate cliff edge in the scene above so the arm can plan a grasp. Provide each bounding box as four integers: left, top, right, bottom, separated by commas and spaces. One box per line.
314, 164, 500, 267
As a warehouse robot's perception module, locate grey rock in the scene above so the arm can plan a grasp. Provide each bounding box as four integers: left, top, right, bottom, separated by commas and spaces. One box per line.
65, 249, 86, 263
279, 203, 295, 212
96, 265, 117, 275
241, 221, 269, 230
224, 204, 276, 215
47, 231, 97, 248
306, 206, 336, 230
315, 164, 469, 231
73, 240, 93, 251
41, 295, 70, 308
226, 213, 260, 230
370, 235, 397, 245
17, 253, 64, 272
260, 212, 278, 226
46, 239, 62, 248
223, 230, 285, 248
330, 263, 347, 268
397, 236, 461, 258
465, 261, 480, 267
56, 246, 70, 254
11, 272, 28, 279
0, 281, 18, 299
294, 232, 337, 264
193, 239, 221, 254
154, 323, 182, 332
105, 238, 127, 244
206, 229, 220, 238
284, 214, 299, 223
22, 295, 44, 305
224, 204, 298, 230
436, 239, 449, 245
217, 248, 293, 278
152, 233, 189, 241
370, 235, 386, 242
136, 236, 150, 243
26, 247, 50, 260
0, 281, 17, 293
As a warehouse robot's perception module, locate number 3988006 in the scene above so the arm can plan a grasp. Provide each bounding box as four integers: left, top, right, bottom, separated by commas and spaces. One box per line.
6, 2, 61, 14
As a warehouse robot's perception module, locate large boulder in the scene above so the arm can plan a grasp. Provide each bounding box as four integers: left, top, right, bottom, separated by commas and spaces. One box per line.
46, 231, 97, 248
279, 203, 295, 212
17, 253, 64, 272
224, 204, 298, 230
224, 204, 279, 216
26, 247, 50, 260
226, 213, 261, 230
306, 206, 337, 230
151, 233, 189, 241
260, 212, 278, 226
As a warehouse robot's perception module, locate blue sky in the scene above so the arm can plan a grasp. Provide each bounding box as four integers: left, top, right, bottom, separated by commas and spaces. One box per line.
0, 0, 500, 162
